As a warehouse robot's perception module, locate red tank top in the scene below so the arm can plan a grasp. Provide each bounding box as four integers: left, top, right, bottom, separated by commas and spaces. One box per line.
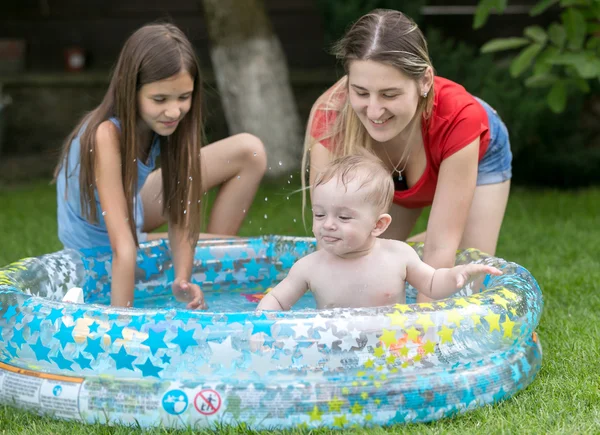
310, 76, 490, 208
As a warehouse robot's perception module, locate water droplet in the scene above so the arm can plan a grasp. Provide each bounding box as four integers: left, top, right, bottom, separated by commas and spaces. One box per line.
133, 159, 137, 162
290, 174, 293, 179
89, 149, 93, 153
189, 176, 193, 181
293, 219, 297, 223
242, 209, 246, 213
253, 152, 257, 156
264, 197, 268, 201
278, 161, 282, 166
268, 166, 272, 170
287, 181, 291, 184
237, 175, 241, 179
264, 214, 268, 219
101, 211, 107, 216
286, 196, 289, 200
184, 210, 187, 214
158, 200, 162, 204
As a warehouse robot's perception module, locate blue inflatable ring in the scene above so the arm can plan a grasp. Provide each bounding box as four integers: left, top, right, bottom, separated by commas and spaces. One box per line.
0, 236, 542, 429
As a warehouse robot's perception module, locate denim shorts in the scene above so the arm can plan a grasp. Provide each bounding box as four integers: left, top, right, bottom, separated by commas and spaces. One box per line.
475, 97, 513, 185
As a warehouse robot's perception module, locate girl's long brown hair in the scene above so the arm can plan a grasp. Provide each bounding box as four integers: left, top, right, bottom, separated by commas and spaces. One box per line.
301, 9, 435, 219
55, 23, 204, 246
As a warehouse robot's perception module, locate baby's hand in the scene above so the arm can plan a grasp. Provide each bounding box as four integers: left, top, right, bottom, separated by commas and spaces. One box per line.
454, 264, 502, 288
172, 277, 208, 310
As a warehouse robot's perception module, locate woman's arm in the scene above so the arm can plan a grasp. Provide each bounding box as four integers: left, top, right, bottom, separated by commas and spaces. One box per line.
418, 139, 479, 302
95, 121, 138, 307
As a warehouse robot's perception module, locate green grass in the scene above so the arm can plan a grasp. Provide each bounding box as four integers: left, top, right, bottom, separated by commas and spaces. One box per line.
1, 181, 599, 434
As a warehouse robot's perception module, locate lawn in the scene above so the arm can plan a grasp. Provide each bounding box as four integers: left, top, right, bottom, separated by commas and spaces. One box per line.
0, 180, 599, 434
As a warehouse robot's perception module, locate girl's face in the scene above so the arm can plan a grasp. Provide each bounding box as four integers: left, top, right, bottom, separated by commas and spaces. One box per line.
348, 60, 426, 144
137, 69, 194, 137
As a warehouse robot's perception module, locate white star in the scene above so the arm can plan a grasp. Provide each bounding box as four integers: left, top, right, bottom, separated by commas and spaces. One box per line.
349, 328, 362, 340
296, 344, 324, 369
311, 314, 330, 330
364, 332, 380, 349
292, 323, 311, 338
317, 328, 340, 349
249, 352, 275, 378
325, 352, 347, 371
274, 352, 293, 370
208, 336, 242, 368
339, 334, 358, 352
277, 336, 298, 351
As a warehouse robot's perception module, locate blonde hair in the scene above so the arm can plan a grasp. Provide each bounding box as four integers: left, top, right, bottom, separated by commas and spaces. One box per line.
314, 152, 395, 215
301, 9, 434, 221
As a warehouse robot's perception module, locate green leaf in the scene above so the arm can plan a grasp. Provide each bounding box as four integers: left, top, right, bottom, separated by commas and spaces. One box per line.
481, 37, 530, 53
547, 80, 567, 113
533, 46, 560, 75
562, 8, 587, 50
549, 52, 600, 78
525, 25, 548, 44
530, 0, 560, 16
525, 73, 559, 88
548, 23, 567, 49
573, 77, 591, 92
510, 43, 544, 77
474, 1, 494, 29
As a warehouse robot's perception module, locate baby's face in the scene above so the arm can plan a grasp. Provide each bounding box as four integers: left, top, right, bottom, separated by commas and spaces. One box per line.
312, 177, 379, 257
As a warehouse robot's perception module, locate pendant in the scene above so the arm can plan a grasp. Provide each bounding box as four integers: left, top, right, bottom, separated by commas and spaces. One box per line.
397, 171, 403, 182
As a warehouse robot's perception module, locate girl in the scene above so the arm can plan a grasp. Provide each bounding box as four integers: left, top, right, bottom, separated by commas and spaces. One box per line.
55, 23, 267, 309
303, 9, 512, 303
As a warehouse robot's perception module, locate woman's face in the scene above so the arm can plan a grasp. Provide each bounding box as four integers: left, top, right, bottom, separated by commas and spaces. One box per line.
348, 60, 426, 143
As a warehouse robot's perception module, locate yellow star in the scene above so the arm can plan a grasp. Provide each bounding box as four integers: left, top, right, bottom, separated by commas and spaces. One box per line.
419, 302, 435, 309
390, 367, 399, 374
309, 405, 322, 421
365, 414, 373, 421
352, 381, 358, 387
374, 398, 381, 405
374, 347, 385, 358
351, 402, 363, 414
414, 354, 422, 362
502, 317, 516, 338
399, 346, 409, 357
342, 387, 350, 395
380, 374, 388, 380
485, 312, 501, 332
491, 294, 510, 309
446, 310, 463, 327
500, 288, 519, 301
406, 326, 421, 342
510, 308, 518, 317
357, 370, 366, 377
423, 340, 436, 354
401, 361, 409, 368
393, 303, 413, 313
438, 325, 454, 344
386, 355, 396, 365
364, 359, 374, 369
416, 313, 435, 332
333, 415, 348, 427
471, 314, 481, 326
374, 381, 382, 388
467, 296, 483, 305
387, 310, 407, 327
454, 298, 471, 308
437, 301, 448, 308
361, 392, 369, 400
376, 366, 384, 372
329, 396, 344, 412
380, 329, 397, 347
296, 422, 309, 430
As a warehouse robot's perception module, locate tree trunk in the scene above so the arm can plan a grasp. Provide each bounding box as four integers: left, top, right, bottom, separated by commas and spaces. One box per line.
202, 0, 303, 177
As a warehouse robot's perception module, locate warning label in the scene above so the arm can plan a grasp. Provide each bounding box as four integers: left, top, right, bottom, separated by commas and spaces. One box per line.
0, 362, 83, 420
80, 379, 161, 416
194, 389, 221, 415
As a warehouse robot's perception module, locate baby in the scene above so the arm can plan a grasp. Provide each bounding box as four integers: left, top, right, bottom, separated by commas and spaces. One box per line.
257, 153, 501, 311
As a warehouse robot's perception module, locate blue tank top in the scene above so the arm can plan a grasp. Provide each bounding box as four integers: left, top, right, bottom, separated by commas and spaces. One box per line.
56, 117, 161, 250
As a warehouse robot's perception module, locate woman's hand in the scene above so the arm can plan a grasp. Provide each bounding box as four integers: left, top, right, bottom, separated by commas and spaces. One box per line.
172, 277, 208, 310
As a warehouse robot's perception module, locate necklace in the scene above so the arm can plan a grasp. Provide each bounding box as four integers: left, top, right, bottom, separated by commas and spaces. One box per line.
382, 145, 413, 182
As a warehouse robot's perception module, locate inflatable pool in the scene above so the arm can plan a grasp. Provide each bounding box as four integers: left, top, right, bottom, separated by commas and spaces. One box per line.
0, 236, 542, 429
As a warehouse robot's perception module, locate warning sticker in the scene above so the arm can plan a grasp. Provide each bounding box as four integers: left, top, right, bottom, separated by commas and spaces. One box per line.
0, 361, 83, 420
194, 389, 222, 415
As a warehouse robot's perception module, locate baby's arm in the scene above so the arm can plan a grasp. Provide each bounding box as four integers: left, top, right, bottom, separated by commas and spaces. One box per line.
256, 257, 311, 311
95, 121, 138, 307
404, 246, 502, 300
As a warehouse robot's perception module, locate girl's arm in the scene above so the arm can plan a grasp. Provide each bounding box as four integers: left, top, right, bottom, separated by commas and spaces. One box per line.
418, 139, 480, 302
168, 222, 206, 309
95, 121, 138, 307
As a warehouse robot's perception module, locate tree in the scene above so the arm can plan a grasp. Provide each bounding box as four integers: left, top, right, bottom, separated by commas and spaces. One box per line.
202, 0, 302, 176
475, 0, 600, 113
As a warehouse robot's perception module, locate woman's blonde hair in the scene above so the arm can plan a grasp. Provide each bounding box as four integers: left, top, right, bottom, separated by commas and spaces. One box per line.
301, 9, 435, 221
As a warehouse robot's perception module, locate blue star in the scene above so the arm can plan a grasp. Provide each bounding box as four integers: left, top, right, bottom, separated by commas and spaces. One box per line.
220, 253, 235, 272
73, 352, 92, 370
511, 363, 522, 384
493, 387, 507, 402
161, 354, 171, 364
29, 337, 51, 362
71, 309, 86, 321
84, 336, 104, 359
46, 308, 64, 324
135, 357, 163, 378
27, 315, 43, 334
251, 314, 273, 336
128, 315, 146, 331
244, 259, 263, 278
108, 313, 119, 321
53, 323, 76, 349
4, 342, 19, 358
172, 311, 191, 325
92, 259, 107, 276
248, 237, 266, 255
2, 305, 17, 321
152, 312, 167, 323
391, 409, 411, 424
109, 345, 137, 370
139, 255, 161, 280
205, 268, 219, 283
433, 391, 448, 407
225, 313, 246, 325
521, 358, 532, 375
142, 328, 168, 355
10, 326, 27, 349
51, 351, 74, 371
403, 391, 426, 408
15, 312, 25, 324
88, 321, 100, 333
106, 323, 124, 342
461, 388, 476, 407
32, 304, 42, 313
171, 327, 197, 354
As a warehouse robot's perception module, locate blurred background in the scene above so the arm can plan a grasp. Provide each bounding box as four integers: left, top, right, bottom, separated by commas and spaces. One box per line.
0, 0, 598, 186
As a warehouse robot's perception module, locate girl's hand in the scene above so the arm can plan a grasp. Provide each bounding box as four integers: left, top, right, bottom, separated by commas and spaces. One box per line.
455, 264, 502, 288
172, 277, 208, 310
